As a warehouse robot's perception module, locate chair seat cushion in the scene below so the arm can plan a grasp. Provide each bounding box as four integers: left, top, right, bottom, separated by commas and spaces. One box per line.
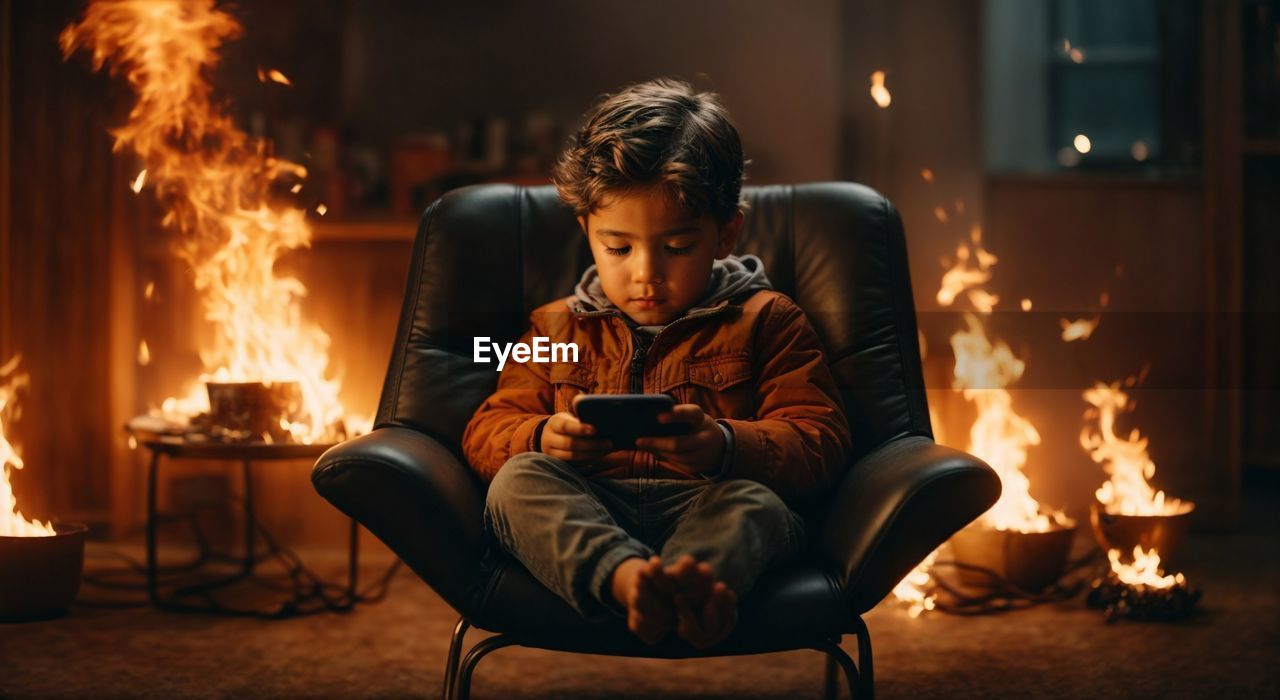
470, 556, 851, 658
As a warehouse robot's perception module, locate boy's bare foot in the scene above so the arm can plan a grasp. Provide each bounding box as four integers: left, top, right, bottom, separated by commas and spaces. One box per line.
610, 556, 675, 644
664, 554, 739, 649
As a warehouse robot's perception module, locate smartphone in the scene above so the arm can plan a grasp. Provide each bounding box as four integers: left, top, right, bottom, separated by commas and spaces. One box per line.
572, 394, 692, 450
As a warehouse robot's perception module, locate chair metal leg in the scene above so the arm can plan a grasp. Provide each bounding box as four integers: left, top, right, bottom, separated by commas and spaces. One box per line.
454, 634, 521, 700
442, 618, 469, 700
824, 648, 840, 699
851, 614, 874, 697
819, 642, 861, 700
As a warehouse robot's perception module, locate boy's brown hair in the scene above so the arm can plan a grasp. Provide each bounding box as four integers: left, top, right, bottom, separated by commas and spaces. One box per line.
553, 78, 747, 225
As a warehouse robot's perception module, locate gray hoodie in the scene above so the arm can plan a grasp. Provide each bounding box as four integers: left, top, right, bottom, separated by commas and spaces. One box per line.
571, 254, 773, 341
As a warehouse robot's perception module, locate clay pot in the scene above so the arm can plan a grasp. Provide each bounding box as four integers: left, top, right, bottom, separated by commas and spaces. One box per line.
0, 522, 88, 622
1089, 500, 1194, 565
948, 524, 1077, 593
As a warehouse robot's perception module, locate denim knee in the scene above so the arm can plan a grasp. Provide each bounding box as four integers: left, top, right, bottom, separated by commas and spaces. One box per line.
702, 479, 805, 551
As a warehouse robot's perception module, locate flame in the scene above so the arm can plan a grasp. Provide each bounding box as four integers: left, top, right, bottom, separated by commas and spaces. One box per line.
1020, 298, 1033, 311
937, 231, 1068, 533
951, 314, 1066, 532
1060, 316, 1099, 342
1073, 134, 1092, 154
1, 356, 57, 537
130, 168, 147, 193
1081, 382, 1190, 516
1108, 546, 1184, 589
869, 70, 891, 108
936, 226, 998, 311
891, 547, 938, 617
62, 0, 362, 443
137, 339, 151, 365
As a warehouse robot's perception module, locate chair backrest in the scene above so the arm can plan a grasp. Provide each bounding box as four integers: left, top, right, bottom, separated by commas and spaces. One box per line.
375, 182, 933, 463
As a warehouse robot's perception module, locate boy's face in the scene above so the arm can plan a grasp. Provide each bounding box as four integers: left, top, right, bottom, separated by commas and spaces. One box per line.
580, 186, 742, 326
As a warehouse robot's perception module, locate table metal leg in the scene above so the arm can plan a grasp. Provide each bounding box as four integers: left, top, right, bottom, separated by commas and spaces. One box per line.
242, 458, 255, 576
145, 450, 162, 606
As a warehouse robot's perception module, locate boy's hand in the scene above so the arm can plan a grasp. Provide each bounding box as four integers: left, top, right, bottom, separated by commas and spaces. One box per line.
539, 411, 614, 464
634, 404, 726, 475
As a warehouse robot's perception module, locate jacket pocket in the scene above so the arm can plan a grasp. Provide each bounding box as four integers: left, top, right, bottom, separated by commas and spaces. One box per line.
669, 353, 755, 419
550, 362, 596, 415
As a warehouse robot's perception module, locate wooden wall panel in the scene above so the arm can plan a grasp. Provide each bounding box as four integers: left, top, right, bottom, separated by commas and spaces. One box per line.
3, 0, 144, 525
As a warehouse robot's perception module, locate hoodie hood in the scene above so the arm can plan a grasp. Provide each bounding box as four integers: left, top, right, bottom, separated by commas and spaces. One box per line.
572, 254, 773, 330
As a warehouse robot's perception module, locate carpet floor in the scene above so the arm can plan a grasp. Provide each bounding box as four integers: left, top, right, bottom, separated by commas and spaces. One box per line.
3, 490, 1278, 699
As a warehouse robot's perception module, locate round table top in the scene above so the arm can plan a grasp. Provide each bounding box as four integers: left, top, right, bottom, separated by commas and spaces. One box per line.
140, 438, 336, 461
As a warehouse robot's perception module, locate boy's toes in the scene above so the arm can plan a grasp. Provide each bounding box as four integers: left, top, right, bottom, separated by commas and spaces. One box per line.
676, 582, 738, 650
627, 568, 673, 645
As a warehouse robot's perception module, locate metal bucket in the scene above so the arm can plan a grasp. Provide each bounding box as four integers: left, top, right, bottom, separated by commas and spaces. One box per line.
0, 522, 88, 622
949, 524, 1077, 593
1089, 501, 1195, 566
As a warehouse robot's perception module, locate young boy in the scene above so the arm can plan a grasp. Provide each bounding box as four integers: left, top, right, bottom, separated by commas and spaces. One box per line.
462, 79, 851, 649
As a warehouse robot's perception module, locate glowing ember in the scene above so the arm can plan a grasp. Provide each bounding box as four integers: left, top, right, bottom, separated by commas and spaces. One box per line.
891, 547, 939, 617
1020, 298, 1033, 311
1, 356, 56, 537
920, 168, 935, 183
869, 70, 891, 108
1060, 316, 1099, 342
1073, 134, 1092, 154
1108, 546, 1184, 589
258, 67, 290, 86
933, 206, 948, 224
62, 0, 361, 443
1080, 382, 1191, 516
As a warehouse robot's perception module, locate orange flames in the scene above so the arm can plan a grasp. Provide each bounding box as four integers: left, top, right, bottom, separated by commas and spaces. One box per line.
1107, 546, 1184, 589
1, 356, 56, 537
938, 230, 1068, 533
1081, 382, 1190, 516
61, 0, 362, 442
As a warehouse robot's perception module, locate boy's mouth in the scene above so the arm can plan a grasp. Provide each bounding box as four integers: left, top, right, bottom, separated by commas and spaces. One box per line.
630, 297, 664, 310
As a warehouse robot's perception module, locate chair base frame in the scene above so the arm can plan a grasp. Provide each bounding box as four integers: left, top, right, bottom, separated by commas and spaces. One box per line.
441, 615, 874, 700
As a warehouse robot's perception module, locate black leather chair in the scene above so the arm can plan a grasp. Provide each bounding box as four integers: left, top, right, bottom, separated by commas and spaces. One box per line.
312, 182, 999, 699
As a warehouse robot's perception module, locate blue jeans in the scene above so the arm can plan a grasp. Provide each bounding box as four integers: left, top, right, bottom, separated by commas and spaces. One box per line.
484, 451, 806, 620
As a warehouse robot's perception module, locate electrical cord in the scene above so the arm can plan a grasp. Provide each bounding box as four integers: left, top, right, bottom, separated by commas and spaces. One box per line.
921, 550, 1100, 615
75, 494, 402, 618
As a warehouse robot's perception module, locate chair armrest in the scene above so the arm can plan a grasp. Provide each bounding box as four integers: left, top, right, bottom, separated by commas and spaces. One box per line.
817, 435, 1000, 613
311, 426, 489, 617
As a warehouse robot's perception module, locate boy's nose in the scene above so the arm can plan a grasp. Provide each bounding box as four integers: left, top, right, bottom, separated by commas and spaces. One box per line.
631, 251, 664, 283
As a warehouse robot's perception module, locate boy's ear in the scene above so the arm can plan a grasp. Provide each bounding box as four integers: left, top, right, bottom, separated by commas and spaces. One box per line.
577, 215, 589, 235
715, 211, 744, 259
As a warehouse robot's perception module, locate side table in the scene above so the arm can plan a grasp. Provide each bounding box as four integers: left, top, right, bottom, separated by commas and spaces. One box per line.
141, 438, 358, 617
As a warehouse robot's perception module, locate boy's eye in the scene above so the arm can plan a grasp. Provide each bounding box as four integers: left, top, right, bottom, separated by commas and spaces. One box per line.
605, 245, 630, 256
665, 244, 695, 255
